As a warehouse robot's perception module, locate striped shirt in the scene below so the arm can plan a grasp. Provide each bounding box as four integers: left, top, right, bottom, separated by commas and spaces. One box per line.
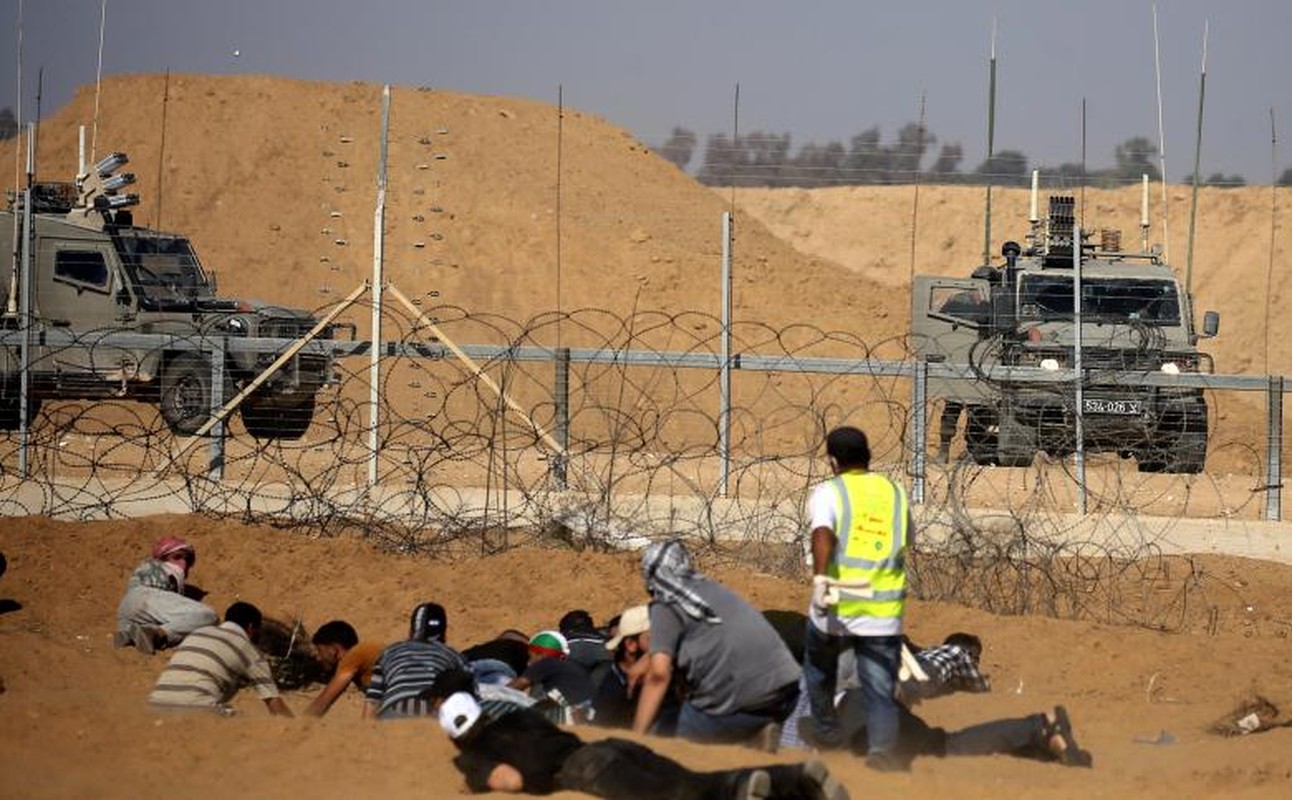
148, 622, 280, 709
364, 639, 471, 719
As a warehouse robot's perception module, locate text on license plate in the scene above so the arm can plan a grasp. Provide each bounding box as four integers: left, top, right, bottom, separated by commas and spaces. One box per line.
1083, 398, 1142, 415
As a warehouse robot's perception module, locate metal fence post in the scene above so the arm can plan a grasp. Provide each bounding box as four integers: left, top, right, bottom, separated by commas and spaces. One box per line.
208, 338, 226, 481
554, 347, 570, 488
911, 359, 926, 504
719, 212, 732, 497
1266, 375, 1283, 521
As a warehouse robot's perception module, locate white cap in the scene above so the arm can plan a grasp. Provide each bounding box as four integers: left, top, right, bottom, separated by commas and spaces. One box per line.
437, 692, 482, 739
605, 604, 650, 650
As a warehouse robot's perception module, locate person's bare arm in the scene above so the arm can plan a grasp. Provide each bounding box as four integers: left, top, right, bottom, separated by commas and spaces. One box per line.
305, 667, 358, 717
264, 696, 294, 717
632, 652, 674, 735
811, 526, 836, 575
361, 700, 378, 719
507, 676, 532, 692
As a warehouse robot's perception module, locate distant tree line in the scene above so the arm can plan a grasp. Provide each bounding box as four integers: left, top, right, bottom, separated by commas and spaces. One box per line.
0, 107, 17, 141
657, 123, 1289, 188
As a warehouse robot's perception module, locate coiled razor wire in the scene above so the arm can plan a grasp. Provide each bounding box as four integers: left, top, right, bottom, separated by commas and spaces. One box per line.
0, 303, 1277, 635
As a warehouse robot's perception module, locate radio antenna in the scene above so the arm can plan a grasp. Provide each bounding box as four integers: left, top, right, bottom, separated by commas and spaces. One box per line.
90, 0, 108, 162
1151, 3, 1172, 264
981, 16, 998, 266
908, 88, 926, 286
1184, 19, 1208, 295
156, 69, 170, 229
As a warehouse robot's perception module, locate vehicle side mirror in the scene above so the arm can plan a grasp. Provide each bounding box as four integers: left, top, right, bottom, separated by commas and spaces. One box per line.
1201, 310, 1220, 338
208, 270, 218, 293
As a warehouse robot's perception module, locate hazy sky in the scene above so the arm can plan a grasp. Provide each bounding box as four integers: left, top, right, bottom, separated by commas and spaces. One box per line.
4, 0, 1290, 182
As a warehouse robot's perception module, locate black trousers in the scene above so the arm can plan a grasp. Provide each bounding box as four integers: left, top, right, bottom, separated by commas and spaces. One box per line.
556, 738, 822, 800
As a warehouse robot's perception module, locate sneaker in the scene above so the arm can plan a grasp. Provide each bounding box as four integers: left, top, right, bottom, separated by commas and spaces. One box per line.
864, 751, 910, 773
802, 759, 850, 800
738, 769, 772, 800
749, 721, 782, 754
798, 716, 846, 751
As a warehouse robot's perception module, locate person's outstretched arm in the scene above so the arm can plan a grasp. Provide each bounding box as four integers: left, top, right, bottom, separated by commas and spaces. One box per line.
264, 696, 294, 717
632, 652, 674, 735
305, 665, 359, 717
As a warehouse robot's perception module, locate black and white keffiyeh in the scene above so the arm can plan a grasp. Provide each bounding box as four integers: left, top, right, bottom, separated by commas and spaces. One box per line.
641, 539, 721, 624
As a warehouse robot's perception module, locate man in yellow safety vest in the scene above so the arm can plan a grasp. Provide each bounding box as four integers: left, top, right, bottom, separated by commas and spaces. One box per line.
800, 426, 914, 772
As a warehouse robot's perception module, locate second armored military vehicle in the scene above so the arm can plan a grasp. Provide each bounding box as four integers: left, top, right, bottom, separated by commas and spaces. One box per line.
912, 185, 1219, 473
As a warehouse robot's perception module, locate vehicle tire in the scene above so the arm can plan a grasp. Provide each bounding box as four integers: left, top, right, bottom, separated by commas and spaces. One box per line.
160, 354, 214, 436
240, 393, 316, 440
964, 406, 997, 465
1163, 430, 1207, 474
995, 408, 1035, 468
0, 396, 40, 431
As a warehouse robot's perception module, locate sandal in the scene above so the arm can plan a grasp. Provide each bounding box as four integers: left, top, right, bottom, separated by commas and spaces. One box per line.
1050, 705, 1093, 768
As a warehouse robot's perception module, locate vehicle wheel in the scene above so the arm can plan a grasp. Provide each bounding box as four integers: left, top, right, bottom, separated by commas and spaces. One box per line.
0, 397, 40, 431
964, 406, 997, 465
241, 394, 316, 440
995, 408, 1035, 468
1163, 431, 1207, 474
160, 354, 214, 436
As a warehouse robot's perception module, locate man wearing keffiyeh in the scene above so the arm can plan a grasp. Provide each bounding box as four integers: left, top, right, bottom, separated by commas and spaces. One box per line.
633, 540, 801, 749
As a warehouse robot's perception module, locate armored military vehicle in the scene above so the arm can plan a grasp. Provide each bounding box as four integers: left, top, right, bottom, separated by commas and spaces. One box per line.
912, 186, 1219, 472
1, 151, 333, 439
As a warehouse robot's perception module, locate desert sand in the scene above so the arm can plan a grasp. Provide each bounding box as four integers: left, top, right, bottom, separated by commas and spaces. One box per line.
1, 75, 1291, 799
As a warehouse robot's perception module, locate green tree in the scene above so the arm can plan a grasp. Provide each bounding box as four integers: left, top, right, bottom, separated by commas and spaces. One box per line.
843, 127, 887, 184
0, 107, 16, 141
974, 149, 1030, 186
927, 143, 964, 181
1112, 136, 1160, 182
658, 127, 697, 171
1279, 167, 1292, 186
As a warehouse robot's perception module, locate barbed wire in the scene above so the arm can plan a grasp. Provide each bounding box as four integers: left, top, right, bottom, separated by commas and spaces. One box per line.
0, 305, 1278, 634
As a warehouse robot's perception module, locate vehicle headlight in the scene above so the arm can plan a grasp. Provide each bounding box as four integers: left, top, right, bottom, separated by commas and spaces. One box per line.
1040, 358, 1061, 371
1160, 362, 1181, 375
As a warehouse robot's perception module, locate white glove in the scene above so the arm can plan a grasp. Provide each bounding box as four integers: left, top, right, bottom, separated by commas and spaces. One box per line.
811, 575, 839, 613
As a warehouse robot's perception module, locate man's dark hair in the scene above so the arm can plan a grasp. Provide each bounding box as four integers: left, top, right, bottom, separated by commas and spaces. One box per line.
944, 632, 982, 660
422, 667, 477, 702
224, 601, 263, 631
559, 609, 595, 636
312, 620, 359, 649
826, 426, 870, 469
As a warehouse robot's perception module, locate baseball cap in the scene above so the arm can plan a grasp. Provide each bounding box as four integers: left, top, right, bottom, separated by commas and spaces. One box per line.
438, 691, 482, 739
409, 602, 448, 643
528, 630, 570, 658
604, 605, 650, 650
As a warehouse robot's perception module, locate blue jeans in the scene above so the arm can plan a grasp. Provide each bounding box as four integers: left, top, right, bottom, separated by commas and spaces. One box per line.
675, 683, 799, 744
803, 622, 901, 756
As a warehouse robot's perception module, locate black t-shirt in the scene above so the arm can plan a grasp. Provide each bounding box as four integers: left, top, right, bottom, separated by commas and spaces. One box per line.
454, 707, 584, 794
523, 657, 595, 706
463, 638, 531, 676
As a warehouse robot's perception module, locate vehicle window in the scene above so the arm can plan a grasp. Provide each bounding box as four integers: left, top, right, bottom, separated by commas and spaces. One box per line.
1020, 276, 1180, 324
54, 249, 110, 289
930, 285, 990, 324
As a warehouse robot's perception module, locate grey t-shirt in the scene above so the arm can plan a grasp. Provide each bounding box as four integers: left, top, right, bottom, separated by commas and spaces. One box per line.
648, 579, 801, 716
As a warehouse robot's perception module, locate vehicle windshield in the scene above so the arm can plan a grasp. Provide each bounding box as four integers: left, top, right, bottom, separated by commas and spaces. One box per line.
1019, 275, 1181, 324
112, 231, 214, 301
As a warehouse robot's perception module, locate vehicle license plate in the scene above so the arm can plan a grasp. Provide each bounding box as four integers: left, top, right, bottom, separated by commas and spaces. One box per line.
1082, 398, 1142, 415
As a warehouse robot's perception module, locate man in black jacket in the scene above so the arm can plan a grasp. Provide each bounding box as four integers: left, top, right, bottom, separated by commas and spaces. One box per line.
429, 668, 849, 800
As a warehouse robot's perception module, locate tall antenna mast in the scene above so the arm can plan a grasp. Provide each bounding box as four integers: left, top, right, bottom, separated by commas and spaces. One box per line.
1152, 3, 1172, 263
982, 16, 998, 265
1265, 108, 1278, 376
156, 69, 170, 229
90, 0, 108, 162
555, 84, 563, 353
908, 89, 926, 286
1184, 20, 1208, 294
1079, 97, 1087, 231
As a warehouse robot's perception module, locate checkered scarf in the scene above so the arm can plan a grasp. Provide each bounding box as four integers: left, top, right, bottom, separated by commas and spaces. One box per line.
641, 540, 721, 624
